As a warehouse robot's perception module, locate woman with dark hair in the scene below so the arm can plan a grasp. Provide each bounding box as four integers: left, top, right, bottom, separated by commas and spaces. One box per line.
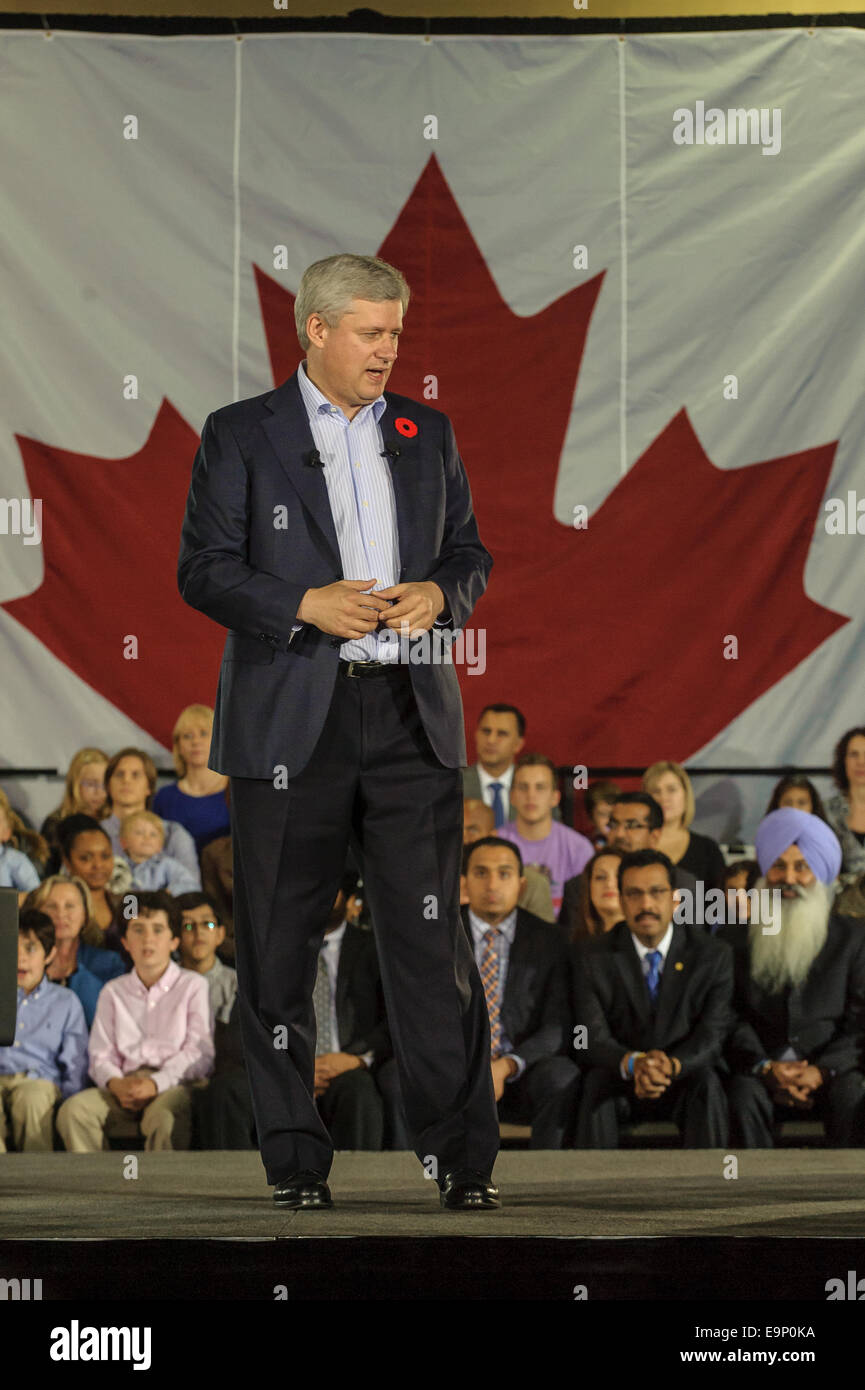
570, 847, 625, 942
825, 726, 865, 880
57, 815, 130, 964
766, 773, 828, 823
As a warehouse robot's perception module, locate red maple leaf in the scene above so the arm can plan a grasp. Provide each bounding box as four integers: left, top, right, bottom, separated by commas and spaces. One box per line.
255, 155, 847, 765
4, 154, 846, 763
4, 403, 226, 748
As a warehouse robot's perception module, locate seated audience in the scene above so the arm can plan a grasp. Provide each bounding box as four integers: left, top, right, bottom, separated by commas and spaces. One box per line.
119, 810, 200, 895
562, 847, 625, 942
57, 815, 128, 960
40, 748, 109, 875
100, 748, 200, 886
460, 836, 579, 1148
766, 773, 828, 823
719, 808, 865, 1147
582, 780, 622, 850
152, 704, 230, 855
0, 909, 89, 1151
605, 793, 698, 904
824, 727, 865, 881
26, 876, 126, 1028
722, 859, 760, 925
463, 798, 554, 922
0, 792, 41, 894
642, 760, 725, 891
56, 892, 214, 1152
498, 754, 592, 916
573, 848, 732, 1148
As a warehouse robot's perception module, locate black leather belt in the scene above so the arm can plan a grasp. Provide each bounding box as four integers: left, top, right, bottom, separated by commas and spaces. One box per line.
338, 659, 408, 678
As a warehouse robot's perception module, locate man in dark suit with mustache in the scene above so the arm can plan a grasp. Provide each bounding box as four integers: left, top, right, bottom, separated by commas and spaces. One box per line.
572, 848, 732, 1147
178, 253, 499, 1209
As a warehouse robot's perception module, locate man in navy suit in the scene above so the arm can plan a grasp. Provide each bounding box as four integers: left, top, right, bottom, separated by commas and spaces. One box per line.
178, 253, 500, 1210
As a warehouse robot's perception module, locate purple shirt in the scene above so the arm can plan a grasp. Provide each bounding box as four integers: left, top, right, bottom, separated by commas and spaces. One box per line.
497, 820, 593, 913
88, 960, 214, 1094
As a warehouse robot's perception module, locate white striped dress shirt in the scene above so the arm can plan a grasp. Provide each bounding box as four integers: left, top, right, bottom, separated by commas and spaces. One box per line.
297, 359, 401, 662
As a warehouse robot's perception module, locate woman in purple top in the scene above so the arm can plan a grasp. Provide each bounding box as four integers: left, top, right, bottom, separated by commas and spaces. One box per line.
152, 704, 230, 855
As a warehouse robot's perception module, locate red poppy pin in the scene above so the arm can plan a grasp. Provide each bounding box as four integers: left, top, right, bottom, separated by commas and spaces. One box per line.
394, 417, 418, 438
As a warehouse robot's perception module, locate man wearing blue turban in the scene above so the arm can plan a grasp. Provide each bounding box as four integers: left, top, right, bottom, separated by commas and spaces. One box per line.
717, 808, 865, 1147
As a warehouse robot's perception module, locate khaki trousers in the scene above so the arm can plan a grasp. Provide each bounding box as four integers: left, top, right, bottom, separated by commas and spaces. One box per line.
56, 1068, 200, 1152
0, 1073, 61, 1152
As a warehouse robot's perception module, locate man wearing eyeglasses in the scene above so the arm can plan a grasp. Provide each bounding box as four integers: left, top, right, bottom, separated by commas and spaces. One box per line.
605, 792, 698, 900
572, 848, 732, 1148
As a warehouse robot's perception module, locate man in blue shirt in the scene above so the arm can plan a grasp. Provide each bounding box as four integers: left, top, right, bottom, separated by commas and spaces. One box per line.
0, 909, 88, 1151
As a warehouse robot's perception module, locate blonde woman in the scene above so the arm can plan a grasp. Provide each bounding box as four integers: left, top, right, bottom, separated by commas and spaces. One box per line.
40, 747, 108, 874
152, 705, 230, 854
0, 789, 44, 892
642, 760, 726, 891
26, 875, 125, 1027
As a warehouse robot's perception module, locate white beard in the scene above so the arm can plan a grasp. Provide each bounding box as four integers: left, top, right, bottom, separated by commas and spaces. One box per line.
748, 876, 831, 993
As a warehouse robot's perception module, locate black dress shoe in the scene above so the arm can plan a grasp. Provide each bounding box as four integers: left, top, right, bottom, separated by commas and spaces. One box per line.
439, 1169, 500, 1210
272, 1171, 332, 1209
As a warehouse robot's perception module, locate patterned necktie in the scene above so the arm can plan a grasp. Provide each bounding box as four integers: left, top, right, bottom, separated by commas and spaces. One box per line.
480, 927, 503, 1059
312, 948, 332, 1056
645, 949, 662, 1006
488, 782, 506, 829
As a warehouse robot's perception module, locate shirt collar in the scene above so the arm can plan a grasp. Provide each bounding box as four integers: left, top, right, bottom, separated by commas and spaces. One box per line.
477, 764, 514, 793
129, 958, 181, 995
630, 919, 674, 963
298, 358, 387, 427
18, 974, 48, 1002
467, 907, 518, 948
322, 921, 347, 949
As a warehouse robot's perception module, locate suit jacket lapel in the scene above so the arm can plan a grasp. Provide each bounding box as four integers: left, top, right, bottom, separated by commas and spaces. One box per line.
260, 375, 427, 583
502, 914, 529, 1037
613, 925, 652, 1028
260, 373, 342, 570
654, 922, 688, 1041
378, 404, 422, 582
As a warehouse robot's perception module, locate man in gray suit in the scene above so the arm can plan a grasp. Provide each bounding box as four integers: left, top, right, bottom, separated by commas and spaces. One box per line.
178, 253, 500, 1211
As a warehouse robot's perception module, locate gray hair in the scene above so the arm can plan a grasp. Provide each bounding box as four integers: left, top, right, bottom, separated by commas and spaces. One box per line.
294, 254, 410, 351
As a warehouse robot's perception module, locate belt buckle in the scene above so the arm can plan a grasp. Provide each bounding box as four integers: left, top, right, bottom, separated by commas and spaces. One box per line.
345, 660, 368, 677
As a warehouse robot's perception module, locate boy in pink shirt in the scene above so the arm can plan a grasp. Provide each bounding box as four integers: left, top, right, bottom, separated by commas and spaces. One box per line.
56, 891, 213, 1151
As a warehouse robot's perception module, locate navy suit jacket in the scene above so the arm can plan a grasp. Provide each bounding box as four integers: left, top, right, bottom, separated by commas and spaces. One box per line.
178, 369, 492, 778
572, 920, 733, 1079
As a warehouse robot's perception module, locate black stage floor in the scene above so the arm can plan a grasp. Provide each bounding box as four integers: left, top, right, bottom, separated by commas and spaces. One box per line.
2, 1150, 865, 1308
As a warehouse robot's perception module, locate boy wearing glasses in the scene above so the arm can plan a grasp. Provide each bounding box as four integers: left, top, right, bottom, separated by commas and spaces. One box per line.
174, 893, 237, 1026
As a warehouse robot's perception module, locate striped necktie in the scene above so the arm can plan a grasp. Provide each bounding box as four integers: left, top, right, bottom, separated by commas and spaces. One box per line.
480, 927, 503, 1059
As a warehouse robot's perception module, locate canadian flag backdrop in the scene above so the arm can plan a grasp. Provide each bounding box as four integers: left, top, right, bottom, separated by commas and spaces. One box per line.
1, 27, 864, 835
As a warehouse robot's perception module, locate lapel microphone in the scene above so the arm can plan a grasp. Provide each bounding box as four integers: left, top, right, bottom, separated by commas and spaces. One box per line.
304, 449, 324, 468
380, 442, 401, 461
